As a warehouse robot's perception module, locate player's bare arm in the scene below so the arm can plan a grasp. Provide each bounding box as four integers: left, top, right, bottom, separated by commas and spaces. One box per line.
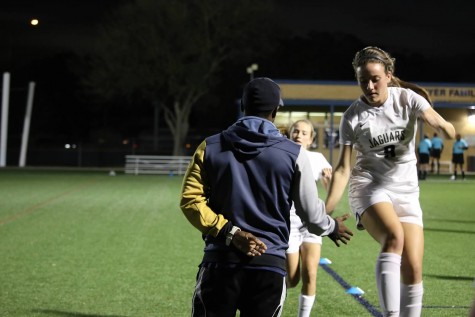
326, 144, 352, 215
420, 107, 455, 139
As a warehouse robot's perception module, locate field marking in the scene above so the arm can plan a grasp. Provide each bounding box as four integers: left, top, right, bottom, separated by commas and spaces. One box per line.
424, 305, 471, 309
321, 263, 472, 315
0, 180, 98, 226
320, 263, 383, 316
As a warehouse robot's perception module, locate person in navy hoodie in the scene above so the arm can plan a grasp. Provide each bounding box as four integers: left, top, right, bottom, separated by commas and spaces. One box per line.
180, 77, 353, 317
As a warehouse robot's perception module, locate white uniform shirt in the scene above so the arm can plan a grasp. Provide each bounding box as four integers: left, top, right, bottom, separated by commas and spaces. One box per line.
289, 150, 332, 232
340, 87, 430, 194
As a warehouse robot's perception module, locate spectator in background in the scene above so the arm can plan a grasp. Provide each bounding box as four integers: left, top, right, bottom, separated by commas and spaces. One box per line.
451, 133, 469, 180
430, 132, 444, 174
418, 135, 432, 180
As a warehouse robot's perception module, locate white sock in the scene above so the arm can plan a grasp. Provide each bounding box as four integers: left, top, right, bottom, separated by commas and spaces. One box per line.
298, 294, 315, 317
375, 252, 401, 317
400, 282, 423, 317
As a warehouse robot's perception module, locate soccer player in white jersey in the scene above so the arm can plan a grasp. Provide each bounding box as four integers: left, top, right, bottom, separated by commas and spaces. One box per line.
325, 47, 455, 317
286, 119, 333, 317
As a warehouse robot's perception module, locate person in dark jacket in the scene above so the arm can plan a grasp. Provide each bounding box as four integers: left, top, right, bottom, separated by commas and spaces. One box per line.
180, 77, 353, 317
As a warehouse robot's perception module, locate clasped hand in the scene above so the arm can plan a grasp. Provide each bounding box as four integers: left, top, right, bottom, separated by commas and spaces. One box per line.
231, 230, 267, 257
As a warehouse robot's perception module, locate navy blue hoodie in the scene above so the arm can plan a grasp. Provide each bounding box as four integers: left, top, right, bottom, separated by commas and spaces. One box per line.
180, 117, 335, 272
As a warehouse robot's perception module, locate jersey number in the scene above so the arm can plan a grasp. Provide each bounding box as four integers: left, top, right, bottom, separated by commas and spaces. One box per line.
384, 145, 396, 158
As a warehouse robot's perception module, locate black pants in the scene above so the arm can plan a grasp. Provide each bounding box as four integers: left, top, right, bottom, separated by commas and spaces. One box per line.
191, 266, 286, 317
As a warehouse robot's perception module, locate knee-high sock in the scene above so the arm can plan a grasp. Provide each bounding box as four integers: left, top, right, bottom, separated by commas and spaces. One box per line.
376, 252, 401, 317
298, 294, 315, 317
400, 282, 423, 317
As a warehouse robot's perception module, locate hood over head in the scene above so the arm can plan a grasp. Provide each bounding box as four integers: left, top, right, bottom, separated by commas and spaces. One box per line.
222, 117, 285, 160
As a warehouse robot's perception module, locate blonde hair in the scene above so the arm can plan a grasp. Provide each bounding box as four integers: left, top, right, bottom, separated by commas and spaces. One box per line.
352, 46, 433, 105
289, 119, 316, 140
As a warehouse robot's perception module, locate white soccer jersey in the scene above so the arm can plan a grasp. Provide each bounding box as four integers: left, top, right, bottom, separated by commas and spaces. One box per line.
340, 87, 431, 194
307, 151, 332, 182
289, 150, 331, 232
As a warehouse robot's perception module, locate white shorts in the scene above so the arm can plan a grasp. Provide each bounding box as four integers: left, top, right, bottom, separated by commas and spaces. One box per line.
349, 186, 423, 229
286, 227, 322, 254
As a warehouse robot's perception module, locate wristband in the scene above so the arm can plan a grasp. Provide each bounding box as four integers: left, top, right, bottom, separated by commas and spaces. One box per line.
225, 226, 241, 246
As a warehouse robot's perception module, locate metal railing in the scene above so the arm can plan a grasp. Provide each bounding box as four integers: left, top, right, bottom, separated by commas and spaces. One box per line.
125, 155, 191, 175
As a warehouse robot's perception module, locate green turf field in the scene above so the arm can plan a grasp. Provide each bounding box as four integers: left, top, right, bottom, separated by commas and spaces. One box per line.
0, 169, 473, 316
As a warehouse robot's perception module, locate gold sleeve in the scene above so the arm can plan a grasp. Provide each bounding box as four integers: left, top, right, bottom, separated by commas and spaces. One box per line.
179, 140, 228, 237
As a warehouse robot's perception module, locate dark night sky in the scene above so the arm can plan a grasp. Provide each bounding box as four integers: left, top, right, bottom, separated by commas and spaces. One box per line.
2, 0, 475, 75
1, 0, 119, 70
276, 0, 475, 59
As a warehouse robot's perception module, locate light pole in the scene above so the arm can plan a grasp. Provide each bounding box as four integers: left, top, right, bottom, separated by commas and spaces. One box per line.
246, 63, 258, 81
